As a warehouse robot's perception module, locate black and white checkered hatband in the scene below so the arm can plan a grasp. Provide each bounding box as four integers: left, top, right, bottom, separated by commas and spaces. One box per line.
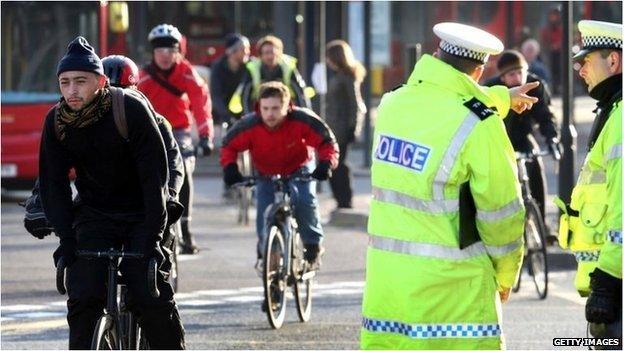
582, 36, 623, 50
439, 40, 488, 63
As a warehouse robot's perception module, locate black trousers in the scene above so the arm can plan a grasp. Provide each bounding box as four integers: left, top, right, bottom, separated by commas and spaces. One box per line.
66, 206, 185, 349
328, 142, 353, 208
179, 156, 195, 226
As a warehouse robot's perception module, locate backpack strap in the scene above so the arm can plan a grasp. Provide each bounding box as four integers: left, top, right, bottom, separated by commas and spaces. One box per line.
110, 87, 129, 141
144, 64, 184, 97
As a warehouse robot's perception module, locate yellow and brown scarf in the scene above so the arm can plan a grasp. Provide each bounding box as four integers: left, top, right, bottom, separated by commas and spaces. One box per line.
55, 88, 112, 140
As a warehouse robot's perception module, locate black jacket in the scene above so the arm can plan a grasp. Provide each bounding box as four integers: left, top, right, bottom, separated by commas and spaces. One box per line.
209, 55, 248, 124
39, 91, 168, 242
485, 73, 559, 151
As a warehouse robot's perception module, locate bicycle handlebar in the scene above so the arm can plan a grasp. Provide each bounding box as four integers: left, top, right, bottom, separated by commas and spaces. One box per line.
55, 249, 159, 298
76, 249, 144, 259
515, 150, 552, 161
232, 174, 315, 188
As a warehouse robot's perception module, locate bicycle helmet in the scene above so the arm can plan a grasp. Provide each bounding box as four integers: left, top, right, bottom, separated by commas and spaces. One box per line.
102, 55, 139, 88
148, 24, 182, 48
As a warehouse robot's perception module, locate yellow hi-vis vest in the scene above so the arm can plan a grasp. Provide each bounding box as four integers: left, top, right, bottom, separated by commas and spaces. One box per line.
556, 96, 622, 296
228, 55, 298, 114
361, 55, 525, 350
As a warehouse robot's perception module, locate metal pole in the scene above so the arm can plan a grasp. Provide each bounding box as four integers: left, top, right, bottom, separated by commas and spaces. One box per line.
99, 0, 108, 57
558, 1, 577, 203
362, 2, 372, 168
319, 1, 326, 119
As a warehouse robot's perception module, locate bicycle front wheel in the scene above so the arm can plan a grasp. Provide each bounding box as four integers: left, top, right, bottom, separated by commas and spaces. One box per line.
525, 199, 548, 299
263, 225, 287, 329
91, 314, 120, 350
292, 232, 312, 322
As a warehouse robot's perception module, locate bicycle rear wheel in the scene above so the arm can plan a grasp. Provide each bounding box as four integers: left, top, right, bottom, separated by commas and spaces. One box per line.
91, 314, 119, 350
292, 232, 312, 322
525, 199, 548, 299
263, 225, 287, 329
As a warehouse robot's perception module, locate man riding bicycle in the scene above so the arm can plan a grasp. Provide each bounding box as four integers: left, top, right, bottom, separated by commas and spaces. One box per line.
220, 81, 338, 270
38, 37, 185, 349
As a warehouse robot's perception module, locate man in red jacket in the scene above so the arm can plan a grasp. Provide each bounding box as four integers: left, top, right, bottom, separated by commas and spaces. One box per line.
138, 24, 214, 254
221, 81, 338, 269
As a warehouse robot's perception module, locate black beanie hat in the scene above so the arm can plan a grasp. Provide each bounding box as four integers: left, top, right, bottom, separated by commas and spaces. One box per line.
497, 50, 528, 76
56, 36, 104, 77
225, 33, 250, 52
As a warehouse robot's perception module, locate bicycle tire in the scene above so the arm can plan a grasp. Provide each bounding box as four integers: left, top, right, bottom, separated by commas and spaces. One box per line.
525, 199, 549, 299
263, 225, 287, 329
170, 225, 180, 293
292, 231, 312, 322
91, 314, 119, 350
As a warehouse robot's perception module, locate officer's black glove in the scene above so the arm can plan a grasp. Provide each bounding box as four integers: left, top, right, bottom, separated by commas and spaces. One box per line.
311, 161, 332, 181
546, 137, 563, 161
586, 268, 623, 324
24, 216, 53, 239
166, 197, 185, 226
223, 163, 244, 186
53, 237, 77, 268
197, 136, 213, 157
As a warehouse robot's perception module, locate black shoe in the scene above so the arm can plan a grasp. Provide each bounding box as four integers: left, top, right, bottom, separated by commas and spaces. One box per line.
180, 243, 199, 255
304, 244, 324, 266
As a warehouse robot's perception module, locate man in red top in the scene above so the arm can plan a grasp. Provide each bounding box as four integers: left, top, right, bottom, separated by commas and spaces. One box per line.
138, 24, 213, 254
221, 81, 338, 268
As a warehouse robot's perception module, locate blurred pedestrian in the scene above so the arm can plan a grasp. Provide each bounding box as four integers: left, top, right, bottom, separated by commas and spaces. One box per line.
541, 7, 563, 94
521, 38, 551, 85
325, 39, 366, 209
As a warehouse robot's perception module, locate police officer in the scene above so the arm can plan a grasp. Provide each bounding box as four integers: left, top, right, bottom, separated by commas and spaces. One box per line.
234, 35, 311, 114
556, 20, 621, 341
361, 22, 540, 349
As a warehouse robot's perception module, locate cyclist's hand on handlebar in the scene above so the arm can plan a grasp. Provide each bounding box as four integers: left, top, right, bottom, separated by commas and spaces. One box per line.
223, 163, 244, 186
499, 287, 511, 303
509, 81, 539, 114
196, 136, 214, 157
142, 241, 165, 269
311, 161, 332, 181
547, 138, 563, 161
53, 237, 77, 268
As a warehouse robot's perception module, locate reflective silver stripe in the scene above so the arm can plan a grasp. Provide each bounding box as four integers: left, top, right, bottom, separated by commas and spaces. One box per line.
608, 230, 622, 245
476, 198, 524, 222
607, 143, 622, 162
484, 237, 523, 257
575, 251, 600, 262
362, 317, 501, 338
432, 112, 480, 199
372, 187, 459, 214
577, 168, 606, 185
369, 235, 487, 260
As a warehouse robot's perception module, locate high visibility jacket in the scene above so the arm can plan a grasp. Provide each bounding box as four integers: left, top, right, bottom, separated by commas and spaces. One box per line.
557, 94, 622, 296
229, 55, 309, 114
138, 59, 213, 138
361, 55, 525, 350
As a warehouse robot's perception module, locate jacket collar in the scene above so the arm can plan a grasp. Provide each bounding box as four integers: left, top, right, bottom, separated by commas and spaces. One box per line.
407, 55, 497, 107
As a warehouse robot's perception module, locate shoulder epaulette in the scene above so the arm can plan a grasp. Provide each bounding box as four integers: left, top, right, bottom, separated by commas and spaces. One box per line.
463, 97, 495, 120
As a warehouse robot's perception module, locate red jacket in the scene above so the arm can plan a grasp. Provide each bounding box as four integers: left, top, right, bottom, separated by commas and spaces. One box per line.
220, 107, 339, 176
138, 59, 213, 137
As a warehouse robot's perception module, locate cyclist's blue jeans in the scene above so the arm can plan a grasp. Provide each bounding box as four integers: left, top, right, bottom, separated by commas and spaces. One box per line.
255, 166, 323, 257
